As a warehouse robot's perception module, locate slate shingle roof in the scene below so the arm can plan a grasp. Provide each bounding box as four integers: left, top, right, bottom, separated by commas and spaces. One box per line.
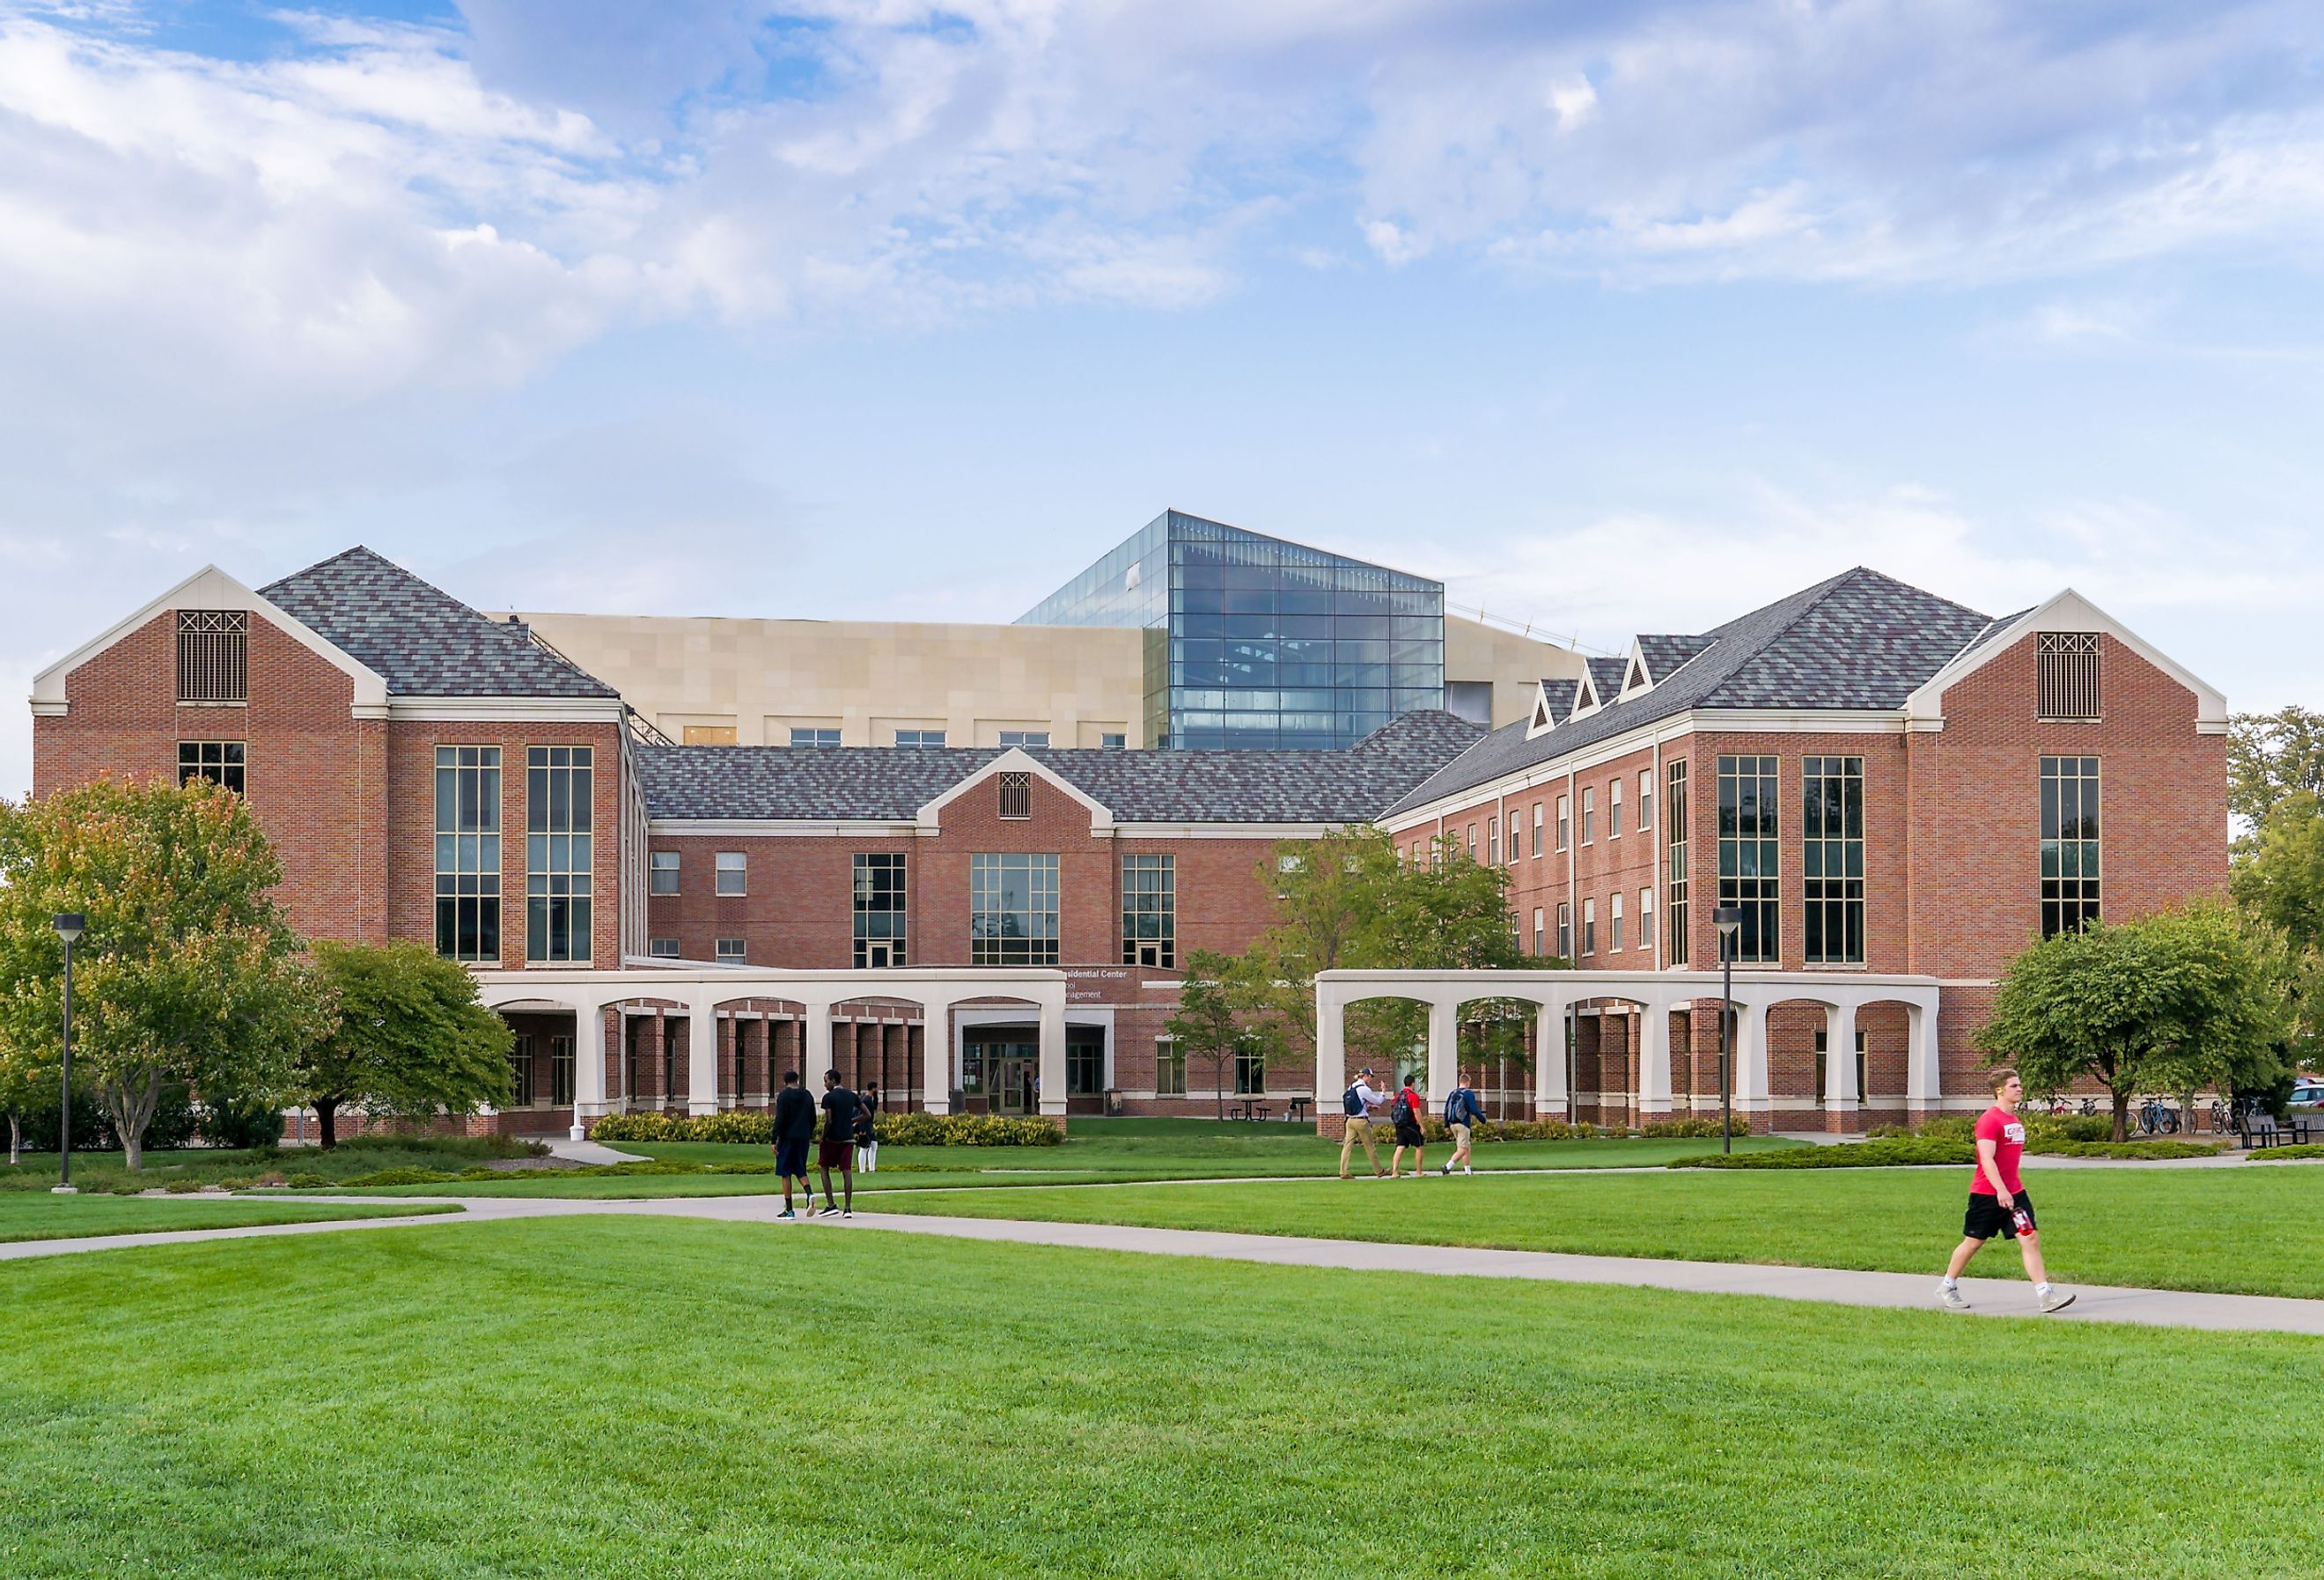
1387, 568, 1997, 815
1585, 656, 1629, 702
1536, 679, 1579, 726
1637, 634, 1714, 683
261, 547, 620, 699
639, 710, 1484, 824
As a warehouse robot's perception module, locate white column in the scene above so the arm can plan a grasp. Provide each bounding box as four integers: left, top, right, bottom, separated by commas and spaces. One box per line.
1826, 1002, 1859, 1113
1313, 983, 1346, 1131
1907, 996, 1941, 1113
1426, 996, 1460, 1102
803, 1001, 835, 1091
1636, 1001, 1672, 1114
1734, 1000, 1771, 1111
570, 998, 607, 1142
1038, 985, 1068, 1119
1532, 996, 1569, 1116
687, 999, 717, 1116
922, 997, 952, 1114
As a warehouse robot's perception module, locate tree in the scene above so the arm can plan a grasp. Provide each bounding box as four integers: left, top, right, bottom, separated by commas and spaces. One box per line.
1165, 950, 1282, 1121
0, 777, 327, 1169
2229, 706, 2324, 835
1976, 903, 2289, 1141
298, 940, 515, 1147
0, 1033, 55, 1165
2232, 790, 2324, 952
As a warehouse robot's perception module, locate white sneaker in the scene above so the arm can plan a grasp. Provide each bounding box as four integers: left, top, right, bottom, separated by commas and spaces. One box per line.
2040, 1288, 2077, 1314
1938, 1284, 1970, 1311
1462, 1166, 1473, 1176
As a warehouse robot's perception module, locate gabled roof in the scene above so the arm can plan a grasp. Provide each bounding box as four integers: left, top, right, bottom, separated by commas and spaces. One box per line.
1585, 656, 1628, 705
639, 710, 1484, 824
1526, 678, 1581, 737
1636, 634, 1714, 686
259, 547, 619, 700
1386, 568, 1997, 815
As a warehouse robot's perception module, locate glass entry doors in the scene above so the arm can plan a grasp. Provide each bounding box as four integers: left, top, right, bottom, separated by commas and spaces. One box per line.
964, 1033, 1038, 1114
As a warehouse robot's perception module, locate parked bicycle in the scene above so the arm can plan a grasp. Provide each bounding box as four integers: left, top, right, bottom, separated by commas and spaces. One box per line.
2133, 1097, 2181, 1136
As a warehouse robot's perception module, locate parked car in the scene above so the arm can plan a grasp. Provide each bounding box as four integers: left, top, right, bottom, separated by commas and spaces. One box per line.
2290, 1081, 2324, 1110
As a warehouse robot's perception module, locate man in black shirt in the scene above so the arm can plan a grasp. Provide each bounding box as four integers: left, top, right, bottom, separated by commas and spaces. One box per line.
818, 1070, 862, 1218
771, 1069, 815, 1219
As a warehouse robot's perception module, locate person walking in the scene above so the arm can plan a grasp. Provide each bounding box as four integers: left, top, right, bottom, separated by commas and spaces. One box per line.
1339, 1066, 1388, 1179
771, 1069, 815, 1219
1937, 1068, 2076, 1313
1389, 1073, 1429, 1179
1440, 1077, 1485, 1176
856, 1082, 881, 1174
818, 1069, 863, 1218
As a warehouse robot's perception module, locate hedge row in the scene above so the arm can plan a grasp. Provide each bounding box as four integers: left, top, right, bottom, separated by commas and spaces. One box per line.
2248, 1144, 2324, 1163
585, 1111, 1063, 1148
1671, 1135, 2224, 1170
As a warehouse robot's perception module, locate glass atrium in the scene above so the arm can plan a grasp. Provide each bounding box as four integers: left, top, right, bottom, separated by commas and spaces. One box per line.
1019, 511, 1445, 750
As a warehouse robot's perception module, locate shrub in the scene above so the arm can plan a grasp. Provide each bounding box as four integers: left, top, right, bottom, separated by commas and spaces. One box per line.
2250, 1144, 2324, 1162
339, 1166, 458, 1187
200, 1096, 286, 1151
1671, 1140, 1973, 1170
1638, 1117, 1746, 1139
162, 1176, 206, 1193
588, 1112, 682, 1143
286, 1172, 333, 1188
684, 1111, 774, 1145
592, 1110, 1061, 1147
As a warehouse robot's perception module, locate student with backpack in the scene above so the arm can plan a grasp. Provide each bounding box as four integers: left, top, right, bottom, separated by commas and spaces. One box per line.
856, 1082, 880, 1174
1388, 1073, 1429, 1179
1338, 1067, 1388, 1179
1440, 1078, 1485, 1176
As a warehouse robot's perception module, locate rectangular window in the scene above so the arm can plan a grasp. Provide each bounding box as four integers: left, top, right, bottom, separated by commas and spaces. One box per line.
1122, 854, 1175, 967
999, 731, 1050, 747
1531, 803, 1543, 857
177, 741, 246, 795
715, 937, 746, 962
650, 850, 680, 895
790, 728, 841, 747
1582, 898, 1596, 956
1813, 1029, 1869, 1106
549, 1035, 574, 1106
715, 851, 746, 896
1717, 755, 1779, 964
1666, 761, 1690, 966
648, 937, 680, 959
1639, 887, 1654, 951
1234, 1041, 1267, 1096
2041, 755, 2102, 937
1155, 1040, 1188, 1097
525, 746, 592, 964
1582, 787, 1596, 844
971, 852, 1060, 966
509, 1035, 536, 1107
1099, 732, 1126, 749
1487, 816, 1499, 865
1803, 756, 1866, 965
1467, 824, 1477, 860
175, 609, 246, 703
1533, 906, 1545, 957
1556, 902, 1571, 960
894, 729, 946, 748
434, 746, 501, 962
997, 771, 1031, 819
1638, 768, 1653, 831
1068, 1040, 1104, 1097
1610, 778, 1622, 839
853, 853, 908, 967
1556, 795, 1570, 852
1610, 891, 1624, 952
2037, 632, 2101, 720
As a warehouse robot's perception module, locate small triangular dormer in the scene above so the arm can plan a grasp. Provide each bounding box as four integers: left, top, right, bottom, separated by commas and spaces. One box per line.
1621, 640, 1652, 699
1525, 678, 1581, 741
1568, 665, 1602, 720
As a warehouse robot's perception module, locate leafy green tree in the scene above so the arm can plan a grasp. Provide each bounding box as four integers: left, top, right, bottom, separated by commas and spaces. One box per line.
2232, 790, 2324, 952
299, 940, 514, 1148
0, 778, 326, 1169
1977, 903, 2289, 1140
1165, 950, 1282, 1121
2229, 706, 2324, 834
0, 1035, 55, 1165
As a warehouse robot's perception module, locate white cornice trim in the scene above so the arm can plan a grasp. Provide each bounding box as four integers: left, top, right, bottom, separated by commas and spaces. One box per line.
915, 746, 1115, 833
29, 565, 388, 718
1902, 589, 2227, 731
1114, 821, 1337, 839
386, 696, 626, 724
651, 819, 920, 839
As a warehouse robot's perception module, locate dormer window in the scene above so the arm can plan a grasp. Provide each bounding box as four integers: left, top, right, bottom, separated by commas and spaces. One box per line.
998, 771, 1032, 819
1625, 658, 1647, 692
176, 610, 246, 704
2037, 632, 2100, 720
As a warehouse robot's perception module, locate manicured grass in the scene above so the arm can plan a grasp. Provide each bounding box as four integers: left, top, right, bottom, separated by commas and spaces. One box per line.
0, 1135, 543, 1196
0, 1194, 455, 1244
0, 1217, 2313, 1577
872, 1163, 2324, 1298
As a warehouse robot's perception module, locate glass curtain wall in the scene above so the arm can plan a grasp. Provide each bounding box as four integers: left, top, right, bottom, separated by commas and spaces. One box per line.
1019, 511, 1445, 749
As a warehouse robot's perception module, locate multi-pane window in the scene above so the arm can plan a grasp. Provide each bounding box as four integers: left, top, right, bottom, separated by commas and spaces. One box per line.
1803, 756, 1865, 965
1717, 755, 1779, 963
853, 853, 908, 967
175, 610, 246, 703
525, 746, 592, 964
1099, 733, 1126, 749
791, 728, 841, 747
1234, 1041, 1267, 1096
1556, 902, 1571, 960
1666, 761, 1690, 966
650, 850, 680, 894
894, 729, 945, 748
1610, 778, 1623, 839
1556, 795, 1570, 851
1582, 787, 1596, 844
1155, 1040, 1188, 1097
1582, 898, 1597, 956
1610, 891, 1625, 952
509, 1035, 535, 1107
1533, 907, 1545, 957
2037, 632, 2101, 720
715, 852, 746, 895
434, 746, 501, 962
997, 771, 1031, 819
1122, 854, 1175, 967
1068, 1041, 1104, 1096
177, 741, 246, 794
1638, 768, 1653, 831
971, 853, 1060, 966
1487, 817, 1499, 865
550, 1035, 575, 1106
1467, 824, 1477, 861
1814, 1029, 1868, 1106
648, 937, 680, 959
1532, 803, 1543, 857
999, 731, 1050, 747
716, 937, 746, 962
1639, 887, 1655, 951
2041, 756, 2101, 937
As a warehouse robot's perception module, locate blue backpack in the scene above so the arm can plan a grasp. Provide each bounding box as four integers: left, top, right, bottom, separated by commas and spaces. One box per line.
1342, 1083, 1366, 1117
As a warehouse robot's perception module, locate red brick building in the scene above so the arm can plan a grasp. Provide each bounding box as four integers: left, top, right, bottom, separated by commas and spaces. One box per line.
30, 552, 2225, 1135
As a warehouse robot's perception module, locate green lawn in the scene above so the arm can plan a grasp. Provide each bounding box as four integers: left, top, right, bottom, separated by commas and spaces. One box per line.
0, 1194, 456, 1244
0, 1216, 2313, 1577
0, 1135, 544, 1196
870, 1162, 2324, 1298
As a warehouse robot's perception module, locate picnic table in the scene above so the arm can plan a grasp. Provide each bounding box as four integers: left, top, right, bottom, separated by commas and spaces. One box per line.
1229, 1097, 1271, 1122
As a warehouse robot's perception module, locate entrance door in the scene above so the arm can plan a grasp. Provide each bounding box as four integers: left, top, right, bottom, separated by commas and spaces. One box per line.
864, 942, 894, 969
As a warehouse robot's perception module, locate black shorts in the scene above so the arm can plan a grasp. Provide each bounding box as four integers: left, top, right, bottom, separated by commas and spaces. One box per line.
1393, 1117, 1425, 1147
1965, 1190, 2036, 1240
775, 1137, 810, 1177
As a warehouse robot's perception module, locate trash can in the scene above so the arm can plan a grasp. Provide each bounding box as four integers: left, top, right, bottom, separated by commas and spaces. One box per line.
1104, 1087, 1124, 1117
949, 1087, 967, 1113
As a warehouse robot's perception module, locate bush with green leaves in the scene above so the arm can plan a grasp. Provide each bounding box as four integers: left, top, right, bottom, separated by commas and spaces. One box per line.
589, 1109, 1060, 1147
2249, 1144, 2324, 1162
1672, 1140, 1972, 1169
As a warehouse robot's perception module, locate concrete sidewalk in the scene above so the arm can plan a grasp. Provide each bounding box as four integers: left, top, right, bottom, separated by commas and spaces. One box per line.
7, 1189, 2324, 1336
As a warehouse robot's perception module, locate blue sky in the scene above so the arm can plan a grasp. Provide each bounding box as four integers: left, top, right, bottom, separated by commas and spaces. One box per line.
3, 0, 2321, 792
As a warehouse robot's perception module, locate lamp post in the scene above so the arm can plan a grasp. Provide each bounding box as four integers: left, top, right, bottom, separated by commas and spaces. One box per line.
53, 913, 85, 1194
1713, 906, 1743, 1156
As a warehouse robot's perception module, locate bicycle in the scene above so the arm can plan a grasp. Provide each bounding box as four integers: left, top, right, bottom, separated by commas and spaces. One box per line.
2134, 1098, 2181, 1136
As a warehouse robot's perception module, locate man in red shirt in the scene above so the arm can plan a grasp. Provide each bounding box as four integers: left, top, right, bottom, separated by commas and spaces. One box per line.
1938, 1069, 2075, 1312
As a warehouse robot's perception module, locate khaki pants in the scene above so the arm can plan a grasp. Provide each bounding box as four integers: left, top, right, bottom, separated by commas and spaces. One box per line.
1340, 1115, 1383, 1177
1450, 1121, 1473, 1160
